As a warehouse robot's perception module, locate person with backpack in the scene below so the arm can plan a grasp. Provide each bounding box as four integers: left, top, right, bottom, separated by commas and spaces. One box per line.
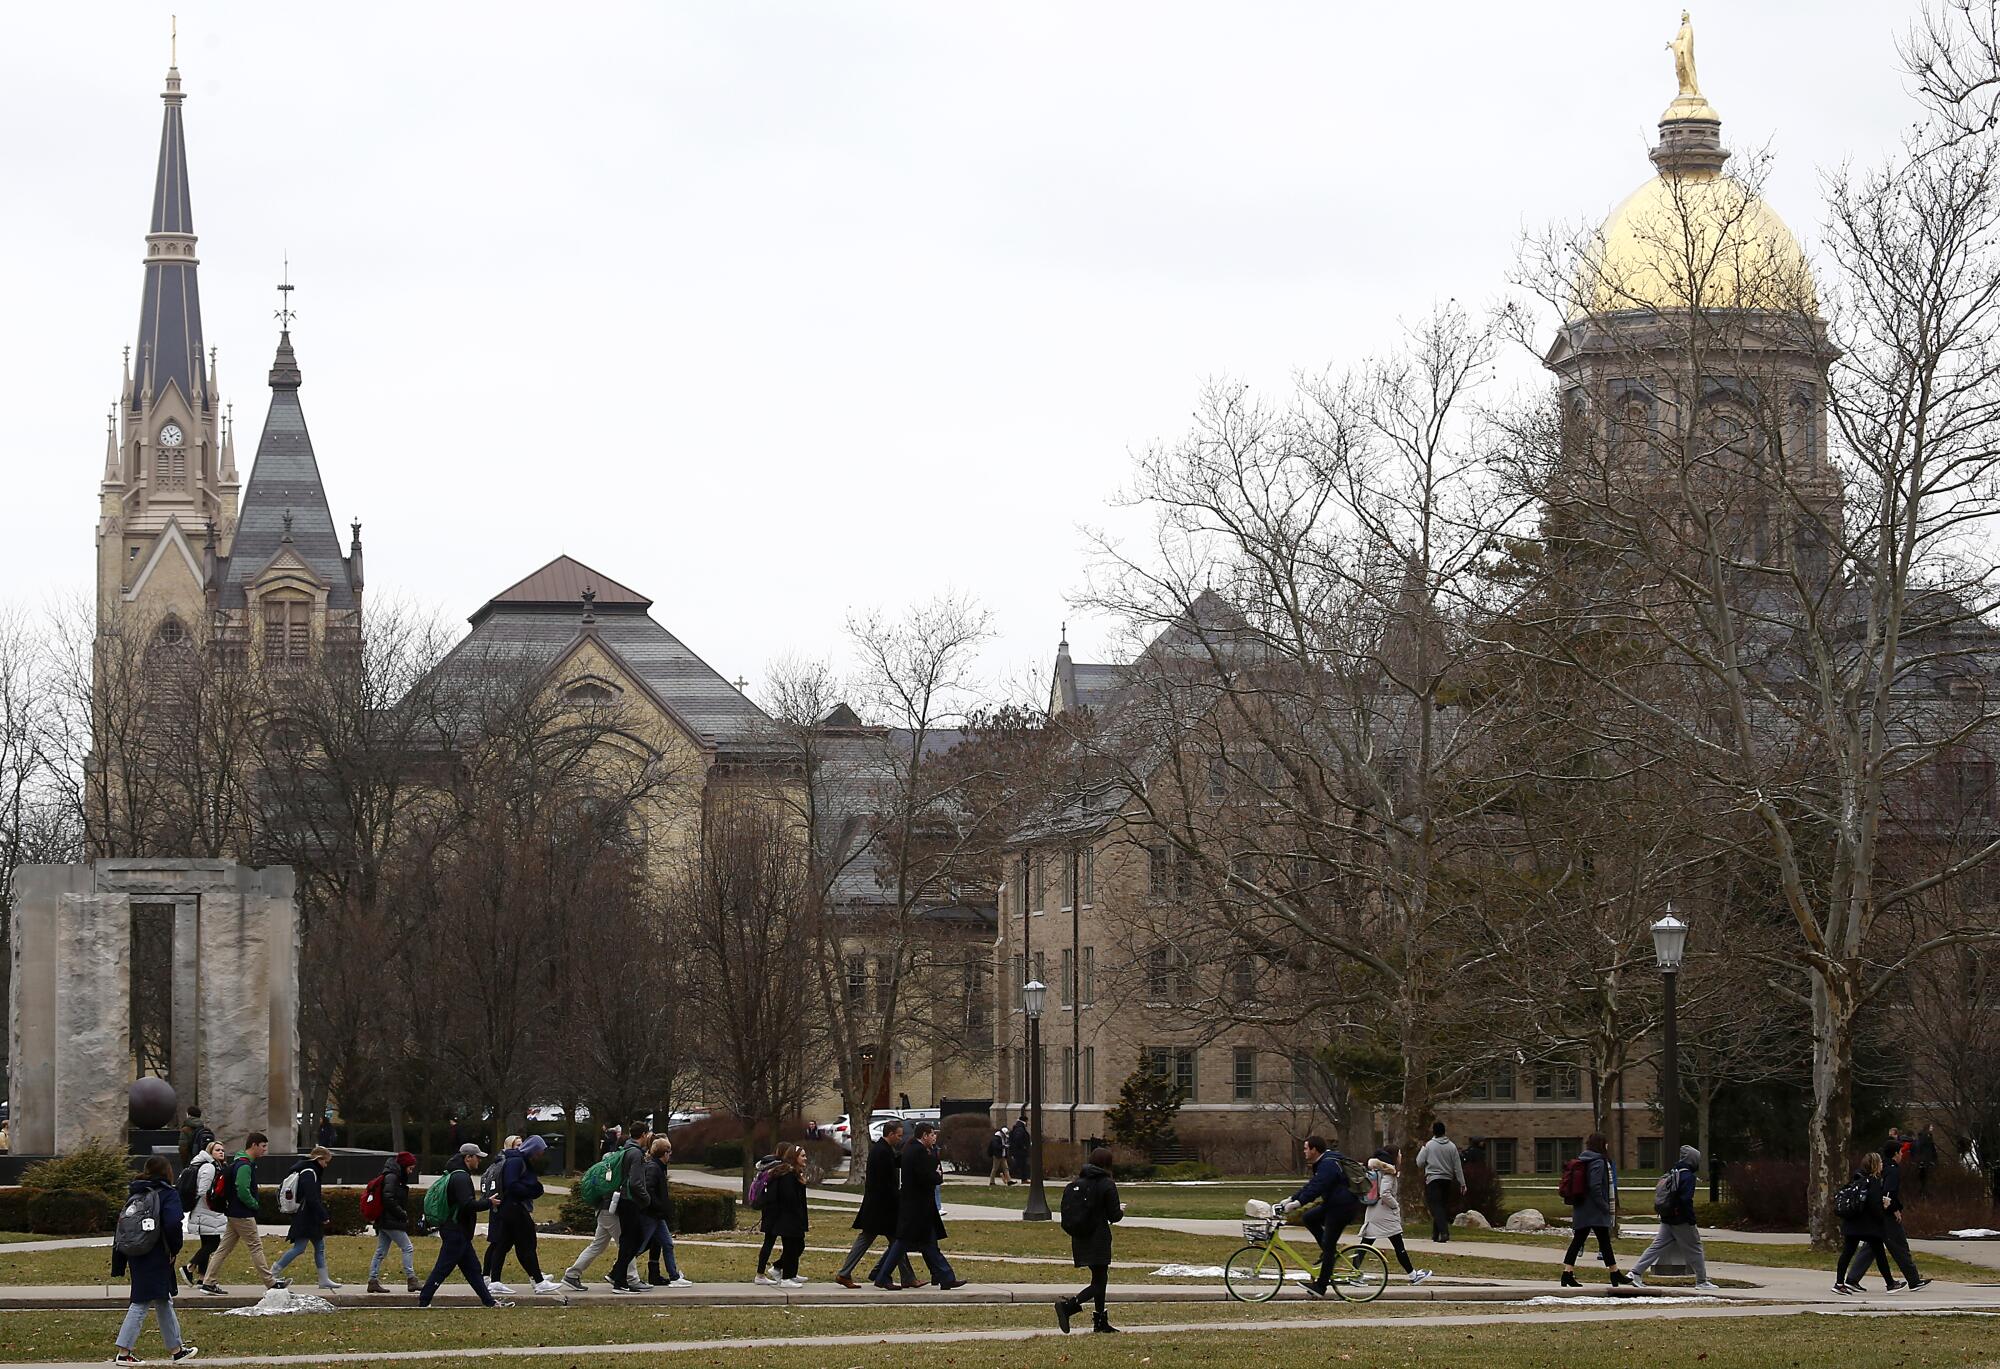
874, 1121, 964, 1290
269, 1147, 339, 1291
1626, 1144, 1717, 1291
1054, 1145, 1123, 1334
607, 1121, 658, 1293
176, 1108, 214, 1167
478, 1135, 521, 1284
367, 1151, 420, 1293
1558, 1133, 1632, 1288
1415, 1122, 1466, 1243
111, 1155, 196, 1365
1273, 1134, 1362, 1299
1007, 1116, 1031, 1184
836, 1119, 914, 1289
754, 1144, 811, 1288
200, 1132, 274, 1293
1360, 1146, 1433, 1286
418, 1143, 512, 1308
177, 1140, 227, 1292
987, 1127, 1011, 1186
484, 1135, 559, 1296
748, 1152, 789, 1286
1835, 1150, 1901, 1294
560, 1121, 647, 1293
641, 1136, 692, 1288
1878, 1142, 1930, 1290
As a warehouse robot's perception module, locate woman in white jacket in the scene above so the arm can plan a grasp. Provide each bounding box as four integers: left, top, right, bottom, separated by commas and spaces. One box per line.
1360, 1147, 1432, 1286
180, 1140, 230, 1291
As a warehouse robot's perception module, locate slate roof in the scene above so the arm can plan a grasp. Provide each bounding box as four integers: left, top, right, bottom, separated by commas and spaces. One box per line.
474, 555, 651, 624
218, 332, 355, 609
132, 67, 206, 416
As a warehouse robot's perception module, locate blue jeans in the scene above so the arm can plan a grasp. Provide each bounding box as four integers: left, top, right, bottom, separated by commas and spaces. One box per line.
272, 1234, 330, 1284
645, 1221, 681, 1281
874, 1237, 954, 1286
116, 1298, 182, 1352
370, 1229, 416, 1280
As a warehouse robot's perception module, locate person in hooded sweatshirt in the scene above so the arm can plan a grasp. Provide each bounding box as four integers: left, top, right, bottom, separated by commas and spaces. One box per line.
1628, 1145, 1717, 1291
269, 1146, 340, 1290
1054, 1146, 1124, 1335
1559, 1133, 1632, 1288
369, 1151, 420, 1293
419, 1143, 511, 1308
484, 1134, 559, 1295
112, 1155, 195, 1365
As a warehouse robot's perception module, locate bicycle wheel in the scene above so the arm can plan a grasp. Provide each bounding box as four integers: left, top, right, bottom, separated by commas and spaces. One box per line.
1332, 1242, 1390, 1302
1223, 1244, 1285, 1302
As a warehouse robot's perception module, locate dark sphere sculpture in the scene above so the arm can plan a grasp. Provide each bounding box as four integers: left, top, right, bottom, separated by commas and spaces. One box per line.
128, 1077, 178, 1130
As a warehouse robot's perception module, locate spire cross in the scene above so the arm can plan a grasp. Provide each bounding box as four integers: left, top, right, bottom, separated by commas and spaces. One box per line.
171, 15, 177, 67
276, 255, 297, 330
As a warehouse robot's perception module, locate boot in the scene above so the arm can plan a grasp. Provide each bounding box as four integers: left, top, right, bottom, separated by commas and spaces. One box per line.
1609, 1270, 1632, 1287
368, 1278, 389, 1294
1055, 1296, 1081, 1334
407, 1277, 421, 1293
1560, 1271, 1580, 1288
1092, 1311, 1120, 1334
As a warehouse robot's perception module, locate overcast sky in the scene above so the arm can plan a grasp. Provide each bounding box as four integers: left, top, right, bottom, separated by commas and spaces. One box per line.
1, 2, 1933, 710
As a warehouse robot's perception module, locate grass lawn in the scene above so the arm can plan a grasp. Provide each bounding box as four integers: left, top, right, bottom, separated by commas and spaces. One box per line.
26, 1309, 1990, 1368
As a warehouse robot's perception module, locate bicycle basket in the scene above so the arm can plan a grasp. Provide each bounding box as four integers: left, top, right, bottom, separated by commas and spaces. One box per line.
1242, 1218, 1279, 1242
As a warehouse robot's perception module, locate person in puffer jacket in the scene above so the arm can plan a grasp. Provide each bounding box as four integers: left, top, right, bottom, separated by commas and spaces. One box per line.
179, 1140, 229, 1292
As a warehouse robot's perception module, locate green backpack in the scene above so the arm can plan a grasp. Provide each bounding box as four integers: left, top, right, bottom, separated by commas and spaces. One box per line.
422, 1173, 455, 1229
578, 1149, 624, 1206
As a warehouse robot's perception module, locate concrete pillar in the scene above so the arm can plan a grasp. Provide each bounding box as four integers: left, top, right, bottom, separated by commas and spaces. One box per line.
7, 865, 90, 1155
194, 885, 268, 1149
171, 897, 201, 1113
53, 892, 132, 1153
253, 865, 300, 1146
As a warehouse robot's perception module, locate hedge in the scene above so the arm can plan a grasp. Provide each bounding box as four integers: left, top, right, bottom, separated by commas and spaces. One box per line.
29, 1188, 119, 1235
250, 1186, 370, 1236
557, 1183, 735, 1236
705, 1142, 745, 1171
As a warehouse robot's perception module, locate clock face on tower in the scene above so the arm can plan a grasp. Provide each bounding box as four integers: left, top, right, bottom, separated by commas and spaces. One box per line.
159, 423, 184, 447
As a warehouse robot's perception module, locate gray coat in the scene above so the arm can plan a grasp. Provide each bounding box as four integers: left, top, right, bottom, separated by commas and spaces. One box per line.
1569, 1149, 1616, 1230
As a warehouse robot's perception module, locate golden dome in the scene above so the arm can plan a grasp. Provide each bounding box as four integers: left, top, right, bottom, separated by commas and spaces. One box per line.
1575, 167, 1816, 318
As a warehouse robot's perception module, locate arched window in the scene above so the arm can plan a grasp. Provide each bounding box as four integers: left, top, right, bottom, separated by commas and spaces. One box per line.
566, 681, 616, 706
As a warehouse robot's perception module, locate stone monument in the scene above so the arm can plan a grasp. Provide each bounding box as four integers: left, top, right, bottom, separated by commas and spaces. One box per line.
8, 860, 299, 1155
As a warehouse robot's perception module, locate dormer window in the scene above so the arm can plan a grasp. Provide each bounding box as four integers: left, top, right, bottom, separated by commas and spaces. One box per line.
263, 596, 310, 670
566, 681, 616, 706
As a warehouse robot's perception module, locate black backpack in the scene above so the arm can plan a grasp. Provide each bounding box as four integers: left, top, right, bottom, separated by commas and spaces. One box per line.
176, 1160, 206, 1214
1834, 1178, 1870, 1218
1059, 1178, 1094, 1237
113, 1187, 165, 1258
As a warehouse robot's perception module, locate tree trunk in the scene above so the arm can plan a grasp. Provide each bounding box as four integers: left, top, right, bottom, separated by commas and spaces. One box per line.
842, 1087, 871, 1186
1809, 968, 1858, 1248
1695, 1083, 1712, 1178
388, 1090, 406, 1155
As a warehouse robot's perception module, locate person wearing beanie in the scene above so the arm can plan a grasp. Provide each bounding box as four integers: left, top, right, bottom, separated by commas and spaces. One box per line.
1629, 1144, 1717, 1291
368, 1151, 421, 1293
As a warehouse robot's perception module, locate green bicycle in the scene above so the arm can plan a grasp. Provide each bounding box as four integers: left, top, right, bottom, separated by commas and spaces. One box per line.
1222, 1202, 1389, 1303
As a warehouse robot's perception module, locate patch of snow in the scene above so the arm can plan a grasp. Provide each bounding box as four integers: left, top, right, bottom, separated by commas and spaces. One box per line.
1948, 1228, 2000, 1238
223, 1289, 337, 1316
1521, 1295, 1725, 1306
1151, 1264, 1311, 1281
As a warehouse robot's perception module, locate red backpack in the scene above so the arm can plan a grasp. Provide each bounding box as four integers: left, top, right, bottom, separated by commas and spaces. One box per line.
359, 1173, 387, 1222
208, 1160, 234, 1210
1558, 1156, 1592, 1205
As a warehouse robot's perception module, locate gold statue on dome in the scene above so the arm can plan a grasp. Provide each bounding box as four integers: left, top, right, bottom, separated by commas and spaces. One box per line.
1669, 10, 1700, 97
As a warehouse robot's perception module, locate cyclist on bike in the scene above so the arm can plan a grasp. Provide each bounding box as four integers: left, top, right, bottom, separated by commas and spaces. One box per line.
1272, 1135, 1360, 1298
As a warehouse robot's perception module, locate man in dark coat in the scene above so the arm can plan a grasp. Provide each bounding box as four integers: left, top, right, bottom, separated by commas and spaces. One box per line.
1055, 1146, 1123, 1334
419, 1144, 510, 1308
112, 1156, 193, 1363
1007, 1117, 1031, 1183
607, 1121, 656, 1293
873, 1122, 964, 1290
1878, 1143, 1930, 1289
1274, 1135, 1360, 1298
836, 1120, 915, 1288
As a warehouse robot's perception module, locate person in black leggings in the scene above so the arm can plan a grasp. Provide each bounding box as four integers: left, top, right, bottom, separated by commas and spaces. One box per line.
1835, 1152, 1900, 1293
1559, 1133, 1632, 1287
1359, 1147, 1433, 1285
1055, 1146, 1123, 1334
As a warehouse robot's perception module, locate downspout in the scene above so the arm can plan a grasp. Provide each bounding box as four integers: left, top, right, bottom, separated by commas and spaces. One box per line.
1070, 844, 1082, 1144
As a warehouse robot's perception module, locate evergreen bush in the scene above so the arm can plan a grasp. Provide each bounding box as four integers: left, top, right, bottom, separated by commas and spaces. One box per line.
28, 1188, 119, 1235
19, 1142, 131, 1205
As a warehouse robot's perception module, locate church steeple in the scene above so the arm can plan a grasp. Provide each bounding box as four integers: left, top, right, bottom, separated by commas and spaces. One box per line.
133, 43, 205, 417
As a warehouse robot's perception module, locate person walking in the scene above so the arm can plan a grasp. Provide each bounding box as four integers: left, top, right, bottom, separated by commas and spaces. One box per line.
1878, 1144, 1929, 1290
598, 1124, 622, 1158
607, 1121, 657, 1293
1273, 1135, 1361, 1298
1627, 1145, 1716, 1291
561, 1122, 643, 1293
316, 1114, 337, 1150
750, 1153, 788, 1285
368, 1151, 420, 1293
1054, 1145, 1124, 1334
987, 1126, 1011, 1186
1835, 1151, 1900, 1293
1559, 1133, 1632, 1288
418, 1144, 511, 1308
874, 1122, 964, 1290
1415, 1123, 1466, 1243
482, 1135, 558, 1295
835, 1119, 914, 1288
111, 1155, 197, 1365
269, 1147, 339, 1290
1914, 1127, 1938, 1199
641, 1136, 692, 1288
1007, 1116, 1031, 1185
178, 1141, 227, 1292
758, 1143, 811, 1288
1360, 1146, 1433, 1286
176, 1108, 214, 1167
201, 1132, 274, 1293
479, 1134, 521, 1284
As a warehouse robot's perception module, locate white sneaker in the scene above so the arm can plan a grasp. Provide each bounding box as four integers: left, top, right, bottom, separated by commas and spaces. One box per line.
668, 1277, 694, 1288
533, 1279, 560, 1295
1694, 1281, 1720, 1292
1626, 1273, 1647, 1288
1410, 1269, 1433, 1284
486, 1281, 514, 1295
780, 1276, 807, 1288
753, 1272, 779, 1286
318, 1280, 341, 1291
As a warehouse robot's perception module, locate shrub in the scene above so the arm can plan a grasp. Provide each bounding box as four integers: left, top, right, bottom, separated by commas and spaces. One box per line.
1461, 1159, 1505, 1225
1106, 1067, 1185, 1151
20, 1143, 131, 1205
1172, 1122, 1294, 1175
705, 1142, 745, 1171
941, 1115, 991, 1173
0, 1188, 32, 1232
672, 1113, 800, 1162
803, 1138, 845, 1178
558, 1191, 597, 1233
1722, 1159, 1808, 1231
29, 1188, 119, 1235
1154, 1160, 1223, 1182
1108, 1143, 1156, 1181
1899, 1163, 1997, 1238
558, 1183, 733, 1235
250, 1186, 367, 1236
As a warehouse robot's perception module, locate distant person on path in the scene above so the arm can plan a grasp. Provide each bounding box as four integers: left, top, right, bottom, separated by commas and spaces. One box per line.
1055, 1145, 1124, 1334
202, 1132, 274, 1293
1273, 1134, 1361, 1299
1361, 1146, 1432, 1286
1628, 1145, 1717, 1291
642, 1136, 691, 1287
270, 1146, 339, 1290
317, 1114, 337, 1150
368, 1151, 420, 1293
1416, 1123, 1466, 1243
759, 1143, 812, 1287
484, 1134, 559, 1296
1878, 1142, 1930, 1290
419, 1144, 510, 1308
836, 1118, 914, 1289
1008, 1116, 1031, 1184
111, 1155, 195, 1365
1914, 1127, 1938, 1198
1836, 1150, 1900, 1294
599, 1124, 622, 1158
177, 1108, 214, 1167
750, 1153, 788, 1285
875, 1122, 964, 1290
988, 1126, 1012, 1185
179, 1140, 228, 1292
607, 1121, 657, 1293
1559, 1133, 1632, 1288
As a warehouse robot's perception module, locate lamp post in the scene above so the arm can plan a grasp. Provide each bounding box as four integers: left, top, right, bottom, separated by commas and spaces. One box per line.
1022, 979, 1051, 1221
1651, 909, 1689, 1158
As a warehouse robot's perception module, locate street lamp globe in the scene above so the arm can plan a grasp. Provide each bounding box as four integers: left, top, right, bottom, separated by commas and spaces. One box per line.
1022, 979, 1047, 1019
1651, 912, 1688, 972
